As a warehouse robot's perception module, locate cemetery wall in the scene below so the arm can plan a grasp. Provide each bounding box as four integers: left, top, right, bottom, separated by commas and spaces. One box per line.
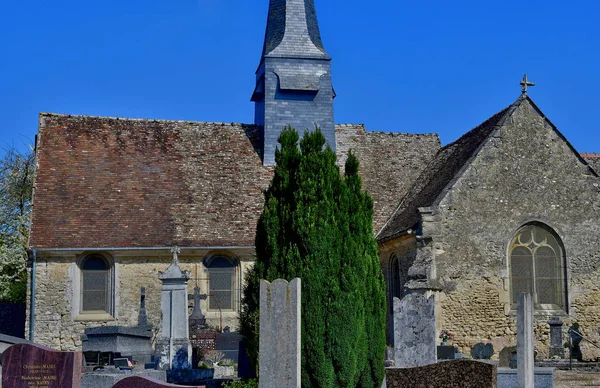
26, 250, 254, 351
429, 100, 600, 358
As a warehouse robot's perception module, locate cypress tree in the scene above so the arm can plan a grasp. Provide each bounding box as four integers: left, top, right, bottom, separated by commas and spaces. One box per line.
240, 127, 385, 388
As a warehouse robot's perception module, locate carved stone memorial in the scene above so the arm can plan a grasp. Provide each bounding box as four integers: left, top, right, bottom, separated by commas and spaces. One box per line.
2, 343, 82, 388
155, 247, 193, 370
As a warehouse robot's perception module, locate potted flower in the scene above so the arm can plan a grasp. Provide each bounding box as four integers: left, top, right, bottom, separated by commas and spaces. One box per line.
439, 330, 454, 346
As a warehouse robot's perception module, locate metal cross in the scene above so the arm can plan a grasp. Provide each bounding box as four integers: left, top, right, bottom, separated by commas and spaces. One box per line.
520, 74, 535, 94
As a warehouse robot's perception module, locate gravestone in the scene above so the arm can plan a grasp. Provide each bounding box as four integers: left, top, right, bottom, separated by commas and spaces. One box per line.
517, 292, 534, 388
112, 375, 205, 387
437, 345, 456, 360
2, 343, 82, 388
237, 340, 256, 378
188, 287, 207, 330
81, 369, 167, 388
385, 359, 497, 388
155, 247, 193, 370
548, 317, 564, 358
393, 294, 436, 368
259, 278, 301, 388
471, 343, 494, 360
188, 287, 216, 368
499, 346, 517, 368
82, 287, 154, 365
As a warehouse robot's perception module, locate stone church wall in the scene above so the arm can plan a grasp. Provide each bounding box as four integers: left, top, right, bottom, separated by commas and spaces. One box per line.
428, 100, 600, 358
25, 250, 255, 351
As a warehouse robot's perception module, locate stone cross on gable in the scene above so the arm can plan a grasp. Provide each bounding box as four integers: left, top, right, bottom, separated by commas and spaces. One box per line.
520, 74, 535, 95
188, 287, 208, 323
171, 246, 181, 265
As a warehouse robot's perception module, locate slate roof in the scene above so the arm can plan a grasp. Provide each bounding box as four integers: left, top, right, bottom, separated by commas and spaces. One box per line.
336, 125, 441, 233
376, 104, 514, 242
29, 115, 440, 249
262, 0, 329, 59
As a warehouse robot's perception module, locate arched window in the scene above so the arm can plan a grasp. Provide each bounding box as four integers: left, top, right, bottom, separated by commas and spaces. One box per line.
390, 255, 403, 301
80, 255, 112, 313
205, 257, 237, 311
509, 223, 566, 311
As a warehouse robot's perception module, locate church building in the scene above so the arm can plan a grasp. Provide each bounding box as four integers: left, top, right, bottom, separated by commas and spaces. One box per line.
27, 0, 600, 358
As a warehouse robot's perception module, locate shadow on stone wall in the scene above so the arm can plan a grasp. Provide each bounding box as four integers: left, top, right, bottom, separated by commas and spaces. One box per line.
0, 303, 25, 338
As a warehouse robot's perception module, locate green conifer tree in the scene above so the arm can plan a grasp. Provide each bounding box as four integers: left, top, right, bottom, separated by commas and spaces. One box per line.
240, 127, 385, 388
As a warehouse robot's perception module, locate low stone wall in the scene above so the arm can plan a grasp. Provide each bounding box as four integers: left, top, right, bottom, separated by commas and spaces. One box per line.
386, 360, 497, 388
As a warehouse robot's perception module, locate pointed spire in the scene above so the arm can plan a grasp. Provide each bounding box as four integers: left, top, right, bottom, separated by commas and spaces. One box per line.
262, 0, 329, 59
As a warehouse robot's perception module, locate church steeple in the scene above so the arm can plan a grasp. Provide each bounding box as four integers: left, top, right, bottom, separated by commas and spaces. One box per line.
252, 0, 335, 166
262, 0, 330, 60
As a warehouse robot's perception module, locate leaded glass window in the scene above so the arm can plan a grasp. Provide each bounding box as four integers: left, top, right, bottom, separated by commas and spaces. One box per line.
206, 257, 236, 311
509, 224, 566, 310
81, 256, 110, 313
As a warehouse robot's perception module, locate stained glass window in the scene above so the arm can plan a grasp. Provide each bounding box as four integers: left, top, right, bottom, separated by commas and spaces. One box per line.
509, 224, 566, 310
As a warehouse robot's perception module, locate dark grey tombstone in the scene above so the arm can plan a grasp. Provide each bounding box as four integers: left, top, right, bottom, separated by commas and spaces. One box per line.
82, 288, 154, 365
237, 339, 256, 379
216, 332, 243, 364
113, 358, 130, 369
437, 345, 456, 360
549, 317, 565, 358
471, 343, 494, 360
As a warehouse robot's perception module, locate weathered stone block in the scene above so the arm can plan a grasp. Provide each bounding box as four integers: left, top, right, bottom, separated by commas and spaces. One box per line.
259, 278, 301, 388
393, 294, 436, 368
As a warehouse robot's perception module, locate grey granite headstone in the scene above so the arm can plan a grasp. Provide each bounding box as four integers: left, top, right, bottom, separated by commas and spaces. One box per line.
471, 343, 494, 360
393, 293, 436, 368
155, 247, 192, 370
259, 278, 301, 388
548, 317, 564, 358
517, 292, 534, 388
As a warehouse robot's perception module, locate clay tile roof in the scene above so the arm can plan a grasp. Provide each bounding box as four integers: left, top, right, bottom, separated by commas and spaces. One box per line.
336, 125, 441, 234
377, 104, 514, 243
30, 114, 271, 248
582, 153, 600, 172
30, 115, 440, 249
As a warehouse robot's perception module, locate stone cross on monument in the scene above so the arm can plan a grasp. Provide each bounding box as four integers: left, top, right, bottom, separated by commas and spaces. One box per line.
520, 74, 535, 95
188, 287, 208, 327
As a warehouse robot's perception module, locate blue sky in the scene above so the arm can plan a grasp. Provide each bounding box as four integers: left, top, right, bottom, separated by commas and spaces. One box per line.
1, 0, 599, 154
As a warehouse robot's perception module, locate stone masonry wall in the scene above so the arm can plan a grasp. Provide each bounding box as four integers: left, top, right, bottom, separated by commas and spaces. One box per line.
427, 99, 600, 358
26, 250, 254, 351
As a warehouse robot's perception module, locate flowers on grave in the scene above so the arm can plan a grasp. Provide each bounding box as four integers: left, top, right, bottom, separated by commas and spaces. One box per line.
439, 330, 454, 343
